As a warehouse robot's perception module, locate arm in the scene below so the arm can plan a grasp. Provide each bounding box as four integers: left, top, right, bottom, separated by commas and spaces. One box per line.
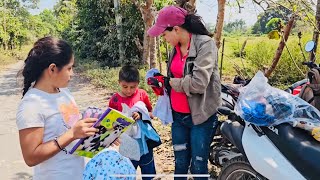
170, 40, 218, 95
19, 118, 98, 167
143, 92, 153, 112
142, 91, 155, 119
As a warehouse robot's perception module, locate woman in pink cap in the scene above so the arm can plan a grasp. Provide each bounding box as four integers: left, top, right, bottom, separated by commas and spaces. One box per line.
148, 5, 221, 180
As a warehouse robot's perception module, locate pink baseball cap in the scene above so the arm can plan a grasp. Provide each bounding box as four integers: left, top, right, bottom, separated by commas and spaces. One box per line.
148, 6, 188, 37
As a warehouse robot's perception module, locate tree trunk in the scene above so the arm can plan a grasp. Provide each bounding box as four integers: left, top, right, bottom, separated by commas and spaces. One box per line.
134, 37, 143, 58
149, 36, 157, 68
264, 15, 296, 78
142, 31, 150, 66
157, 37, 163, 73
189, 0, 196, 6
214, 0, 226, 49
113, 0, 124, 64
3, 12, 7, 50
2, 1, 6, 50
240, 39, 248, 58
175, 0, 196, 13
310, 0, 320, 62
133, 0, 155, 67
165, 42, 170, 60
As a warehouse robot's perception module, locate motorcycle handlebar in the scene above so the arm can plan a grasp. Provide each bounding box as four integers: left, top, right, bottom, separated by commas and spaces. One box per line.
302, 61, 318, 69
286, 79, 308, 92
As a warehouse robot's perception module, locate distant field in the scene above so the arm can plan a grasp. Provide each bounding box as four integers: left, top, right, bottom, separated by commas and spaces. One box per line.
218, 34, 318, 85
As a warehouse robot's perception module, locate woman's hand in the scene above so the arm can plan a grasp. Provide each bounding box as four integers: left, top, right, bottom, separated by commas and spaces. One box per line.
111, 138, 121, 146
70, 118, 99, 140
132, 112, 141, 121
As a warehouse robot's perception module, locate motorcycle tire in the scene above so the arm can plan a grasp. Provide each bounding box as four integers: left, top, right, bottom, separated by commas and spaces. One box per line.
218, 156, 267, 180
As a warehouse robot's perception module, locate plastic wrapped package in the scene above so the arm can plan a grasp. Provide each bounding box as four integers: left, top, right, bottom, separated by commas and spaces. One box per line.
153, 90, 173, 125
235, 71, 320, 141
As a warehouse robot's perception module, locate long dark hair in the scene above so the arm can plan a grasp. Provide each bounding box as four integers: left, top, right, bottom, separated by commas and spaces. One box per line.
166, 14, 213, 37
18, 37, 73, 97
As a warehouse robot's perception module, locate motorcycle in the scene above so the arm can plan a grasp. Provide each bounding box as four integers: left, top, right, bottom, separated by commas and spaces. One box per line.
217, 105, 320, 180
212, 41, 320, 180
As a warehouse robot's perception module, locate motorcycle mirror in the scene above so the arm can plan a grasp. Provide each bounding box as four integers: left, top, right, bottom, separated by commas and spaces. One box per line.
305, 41, 315, 52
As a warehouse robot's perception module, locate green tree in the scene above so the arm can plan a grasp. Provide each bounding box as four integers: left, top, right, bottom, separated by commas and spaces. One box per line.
252, 6, 291, 34
224, 19, 247, 34
265, 18, 283, 33
39, 9, 58, 36
0, 0, 40, 49
54, 0, 77, 34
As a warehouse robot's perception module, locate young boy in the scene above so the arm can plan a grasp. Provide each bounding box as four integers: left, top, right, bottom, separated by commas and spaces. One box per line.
108, 65, 156, 179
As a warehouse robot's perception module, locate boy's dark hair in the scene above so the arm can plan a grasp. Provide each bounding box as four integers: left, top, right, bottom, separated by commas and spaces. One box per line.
119, 65, 140, 82
18, 36, 73, 97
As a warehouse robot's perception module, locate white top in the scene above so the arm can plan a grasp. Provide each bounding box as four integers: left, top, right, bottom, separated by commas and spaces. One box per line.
16, 88, 84, 180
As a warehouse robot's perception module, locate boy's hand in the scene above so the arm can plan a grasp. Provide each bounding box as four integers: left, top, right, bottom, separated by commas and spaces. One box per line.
149, 112, 154, 119
132, 112, 141, 121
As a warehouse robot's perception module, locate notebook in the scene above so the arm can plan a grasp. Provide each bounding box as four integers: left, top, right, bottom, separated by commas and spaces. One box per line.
69, 107, 135, 158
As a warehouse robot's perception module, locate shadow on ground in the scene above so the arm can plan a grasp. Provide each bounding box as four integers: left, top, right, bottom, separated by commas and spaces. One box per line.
12, 172, 32, 180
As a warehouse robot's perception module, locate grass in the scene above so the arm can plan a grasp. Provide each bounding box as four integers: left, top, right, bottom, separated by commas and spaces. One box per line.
219, 34, 319, 86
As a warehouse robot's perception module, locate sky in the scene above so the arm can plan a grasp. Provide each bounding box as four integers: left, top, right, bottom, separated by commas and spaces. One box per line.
30, 0, 263, 26
29, 0, 58, 15
196, 0, 264, 26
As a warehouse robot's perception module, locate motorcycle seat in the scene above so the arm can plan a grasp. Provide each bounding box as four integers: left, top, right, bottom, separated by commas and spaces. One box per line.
261, 123, 320, 180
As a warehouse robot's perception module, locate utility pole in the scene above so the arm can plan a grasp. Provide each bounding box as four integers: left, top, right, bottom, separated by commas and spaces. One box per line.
2, 0, 8, 50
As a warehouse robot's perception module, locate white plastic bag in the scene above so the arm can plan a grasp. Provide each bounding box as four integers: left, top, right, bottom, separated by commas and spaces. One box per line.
121, 103, 140, 138
153, 91, 173, 125
119, 133, 140, 161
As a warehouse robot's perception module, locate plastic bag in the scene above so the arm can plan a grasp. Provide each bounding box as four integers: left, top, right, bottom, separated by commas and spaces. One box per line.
153, 91, 173, 125
121, 103, 140, 138
235, 71, 320, 141
119, 133, 140, 161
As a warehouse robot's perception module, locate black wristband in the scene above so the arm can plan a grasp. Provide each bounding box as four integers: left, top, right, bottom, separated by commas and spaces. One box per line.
54, 137, 68, 154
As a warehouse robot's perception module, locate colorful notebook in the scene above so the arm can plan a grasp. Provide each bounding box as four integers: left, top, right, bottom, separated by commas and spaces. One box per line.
69, 107, 135, 158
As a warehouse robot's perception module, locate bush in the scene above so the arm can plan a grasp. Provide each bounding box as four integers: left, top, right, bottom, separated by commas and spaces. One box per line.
245, 36, 310, 86
79, 60, 157, 104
